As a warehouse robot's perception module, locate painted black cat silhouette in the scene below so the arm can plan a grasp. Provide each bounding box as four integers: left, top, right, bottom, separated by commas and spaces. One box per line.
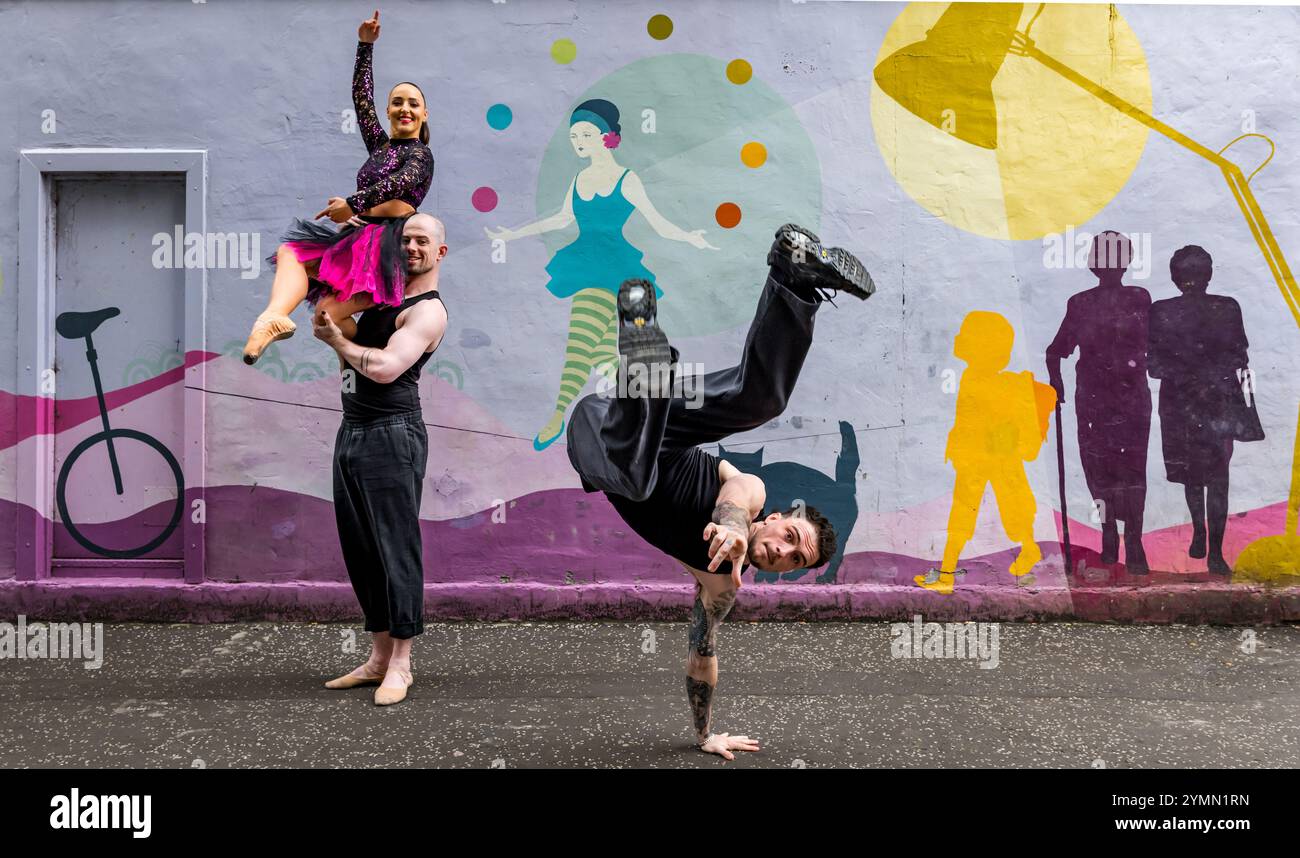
718, 421, 859, 584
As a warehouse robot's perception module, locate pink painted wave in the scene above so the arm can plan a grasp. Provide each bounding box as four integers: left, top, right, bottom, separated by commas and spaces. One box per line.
0, 351, 219, 451
1051, 502, 1292, 576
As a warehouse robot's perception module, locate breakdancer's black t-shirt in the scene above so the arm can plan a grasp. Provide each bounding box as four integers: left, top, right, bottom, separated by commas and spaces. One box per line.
607, 446, 730, 573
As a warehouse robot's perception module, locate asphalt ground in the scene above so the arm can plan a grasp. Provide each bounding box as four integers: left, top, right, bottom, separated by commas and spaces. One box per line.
1, 621, 1296, 768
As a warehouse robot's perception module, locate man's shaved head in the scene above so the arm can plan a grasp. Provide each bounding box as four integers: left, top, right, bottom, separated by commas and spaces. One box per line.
404, 212, 446, 245
402, 213, 447, 276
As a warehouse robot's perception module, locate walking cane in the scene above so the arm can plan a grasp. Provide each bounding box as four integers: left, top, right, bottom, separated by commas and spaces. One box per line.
1054, 400, 1072, 574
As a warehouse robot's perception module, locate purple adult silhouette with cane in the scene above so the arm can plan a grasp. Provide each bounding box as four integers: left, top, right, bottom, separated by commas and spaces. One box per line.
1046, 231, 1152, 572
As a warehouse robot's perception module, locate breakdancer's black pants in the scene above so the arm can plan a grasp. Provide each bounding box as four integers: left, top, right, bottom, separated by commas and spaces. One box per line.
566, 267, 821, 501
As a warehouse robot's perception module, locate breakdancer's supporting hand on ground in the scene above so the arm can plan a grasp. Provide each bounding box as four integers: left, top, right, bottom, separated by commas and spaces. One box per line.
563, 224, 874, 758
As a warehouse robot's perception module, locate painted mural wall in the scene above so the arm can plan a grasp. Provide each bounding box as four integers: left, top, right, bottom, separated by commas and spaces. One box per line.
1, 1, 1299, 616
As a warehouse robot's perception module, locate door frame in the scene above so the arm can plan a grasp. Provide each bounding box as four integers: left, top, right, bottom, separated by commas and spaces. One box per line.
16, 149, 208, 582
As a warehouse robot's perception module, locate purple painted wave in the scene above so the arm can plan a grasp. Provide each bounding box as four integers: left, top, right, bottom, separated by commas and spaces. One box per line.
0, 502, 11, 581
205, 485, 678, 584
4, 486, 1299, 623
8, 484, 1291, 591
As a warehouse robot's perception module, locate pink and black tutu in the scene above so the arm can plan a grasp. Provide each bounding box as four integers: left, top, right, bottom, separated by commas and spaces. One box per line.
270, 215, 407, 307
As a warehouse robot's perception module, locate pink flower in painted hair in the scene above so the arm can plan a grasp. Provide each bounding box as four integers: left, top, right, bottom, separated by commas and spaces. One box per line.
602, 131, 622, 149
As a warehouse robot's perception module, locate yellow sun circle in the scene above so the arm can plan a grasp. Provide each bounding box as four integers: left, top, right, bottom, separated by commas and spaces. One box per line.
871, 3, 1153, 240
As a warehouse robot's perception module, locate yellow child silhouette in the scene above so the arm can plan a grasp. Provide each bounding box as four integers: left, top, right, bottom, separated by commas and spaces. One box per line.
917, 311, 1056, 594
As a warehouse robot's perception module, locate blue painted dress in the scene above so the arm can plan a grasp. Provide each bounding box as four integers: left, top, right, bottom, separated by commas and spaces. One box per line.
544, 169, 661, 299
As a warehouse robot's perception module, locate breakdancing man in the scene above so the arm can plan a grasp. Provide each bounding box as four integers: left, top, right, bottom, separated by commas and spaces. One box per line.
567, 224, 875, 759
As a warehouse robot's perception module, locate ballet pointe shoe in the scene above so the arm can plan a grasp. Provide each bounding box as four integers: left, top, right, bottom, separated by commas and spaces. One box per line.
242, 313, 297, 365
324, 663, 386, 689
374, 666, 414, 706
914, 568, 955, 595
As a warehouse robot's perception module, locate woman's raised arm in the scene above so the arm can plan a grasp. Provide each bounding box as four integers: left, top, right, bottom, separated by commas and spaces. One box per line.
353, 10, 387, 153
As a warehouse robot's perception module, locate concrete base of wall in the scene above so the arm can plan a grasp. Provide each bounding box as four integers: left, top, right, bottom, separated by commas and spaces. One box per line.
1, 578, 1297, 625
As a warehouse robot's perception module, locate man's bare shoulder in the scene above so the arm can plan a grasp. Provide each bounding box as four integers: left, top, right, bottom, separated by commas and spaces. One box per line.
717, 458, 741, 481
717, 458, 764, 484
396, 295, 447, 350
396, 294, 447, 327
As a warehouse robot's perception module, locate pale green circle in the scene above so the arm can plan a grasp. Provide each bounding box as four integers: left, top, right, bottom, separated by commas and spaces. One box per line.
551, 38, 577, 64
535, 54, 821, 337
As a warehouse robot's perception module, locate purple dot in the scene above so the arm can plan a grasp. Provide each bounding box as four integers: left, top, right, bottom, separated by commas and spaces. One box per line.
472, 186, 499, 213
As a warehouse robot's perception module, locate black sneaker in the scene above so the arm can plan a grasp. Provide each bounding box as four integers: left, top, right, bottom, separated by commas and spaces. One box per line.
767, 223, 876, 301
618, 277, 658, 329
617, 279, 672, 394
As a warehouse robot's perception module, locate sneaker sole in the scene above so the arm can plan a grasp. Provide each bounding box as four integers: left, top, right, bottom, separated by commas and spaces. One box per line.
617, 278, 658, 327
619, 325, 671, 368
768, 224, 876, 301
617, 278, 671, 373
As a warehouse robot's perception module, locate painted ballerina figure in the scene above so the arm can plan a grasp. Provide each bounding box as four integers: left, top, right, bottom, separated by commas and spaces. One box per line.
242, 9, 435, 364
484, 99, 718, 450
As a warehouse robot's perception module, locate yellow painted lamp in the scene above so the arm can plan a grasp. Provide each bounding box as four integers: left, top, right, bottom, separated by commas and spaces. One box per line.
874, 2, 1300, 583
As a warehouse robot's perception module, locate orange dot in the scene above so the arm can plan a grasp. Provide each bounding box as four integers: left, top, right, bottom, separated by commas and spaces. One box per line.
715, 202, 742, 229
740, 141, 767, 168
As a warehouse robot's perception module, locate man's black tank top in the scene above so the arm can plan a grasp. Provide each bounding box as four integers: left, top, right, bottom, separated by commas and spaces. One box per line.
341, 290, 443, 420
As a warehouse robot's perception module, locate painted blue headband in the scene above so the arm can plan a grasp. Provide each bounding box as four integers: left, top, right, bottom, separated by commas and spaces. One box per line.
569, 109, 612, 134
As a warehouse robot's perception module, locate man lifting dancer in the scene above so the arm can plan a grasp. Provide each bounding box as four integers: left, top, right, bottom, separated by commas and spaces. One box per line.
566, 224, 875, 758
313, 213, 448, 706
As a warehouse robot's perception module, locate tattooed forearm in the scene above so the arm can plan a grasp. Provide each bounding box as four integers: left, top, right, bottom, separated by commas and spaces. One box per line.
359, 347, 374, 374
688, 590, 736, 658
712, 500, 750, 534
685, 588, 736, 744
686, 676, 714, 743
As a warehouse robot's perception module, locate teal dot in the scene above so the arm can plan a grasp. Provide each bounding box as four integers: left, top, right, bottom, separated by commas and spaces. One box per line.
486, 103, 513, 131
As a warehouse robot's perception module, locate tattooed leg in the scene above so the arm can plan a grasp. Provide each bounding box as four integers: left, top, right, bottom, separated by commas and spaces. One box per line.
685, 584, 736, 745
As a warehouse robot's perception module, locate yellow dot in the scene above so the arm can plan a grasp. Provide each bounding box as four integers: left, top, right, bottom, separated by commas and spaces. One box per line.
740, 142, 767, 168
551, 38, 577, 65
647, 14, 673, 40
726, 59, 752, 85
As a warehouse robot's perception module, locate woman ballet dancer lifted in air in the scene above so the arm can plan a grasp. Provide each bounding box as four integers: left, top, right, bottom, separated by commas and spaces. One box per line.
243, 9, 434, 364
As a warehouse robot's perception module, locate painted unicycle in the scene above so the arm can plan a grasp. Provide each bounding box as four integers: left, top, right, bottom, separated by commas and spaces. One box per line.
54, 307, 184, 559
